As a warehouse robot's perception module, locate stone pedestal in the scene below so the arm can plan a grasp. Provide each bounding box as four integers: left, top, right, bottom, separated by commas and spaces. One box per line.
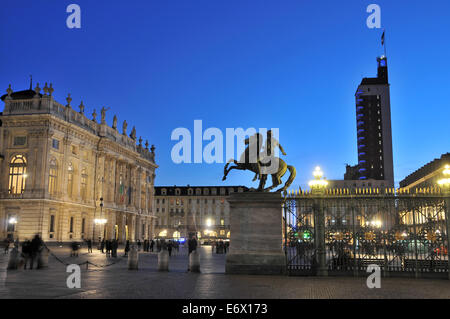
189, 250, 200, 273
7, 248, 19, 270
225, 192, 286, 275
37, 248, 49, 269
127, 246, 139, 270
158, 250, 169, 271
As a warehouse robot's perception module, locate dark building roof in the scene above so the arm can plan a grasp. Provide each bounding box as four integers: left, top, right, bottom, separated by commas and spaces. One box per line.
399, 153, 450, 188
154, 186, 249, 196
1, 89, 42, 101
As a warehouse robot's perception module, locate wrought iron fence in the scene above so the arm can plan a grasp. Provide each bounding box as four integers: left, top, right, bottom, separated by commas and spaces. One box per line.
283, 188, 450, 278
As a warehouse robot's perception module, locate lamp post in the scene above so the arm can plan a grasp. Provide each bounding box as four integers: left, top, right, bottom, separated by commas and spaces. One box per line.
8, 217, 18, 241
94, 197, 107, 249
309, 166, 328, 276
438, 165, 450, 280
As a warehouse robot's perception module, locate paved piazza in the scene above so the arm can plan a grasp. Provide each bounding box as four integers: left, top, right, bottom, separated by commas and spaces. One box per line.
0, 245, 450, 299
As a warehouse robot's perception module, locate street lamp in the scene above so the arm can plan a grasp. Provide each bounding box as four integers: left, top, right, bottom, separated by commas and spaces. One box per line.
308, 166, 328, 193
438, 164, 450, 280
438, 164, 450, 189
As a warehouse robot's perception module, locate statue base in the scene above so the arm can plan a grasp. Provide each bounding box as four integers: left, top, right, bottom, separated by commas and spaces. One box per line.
225, 192, 286, 275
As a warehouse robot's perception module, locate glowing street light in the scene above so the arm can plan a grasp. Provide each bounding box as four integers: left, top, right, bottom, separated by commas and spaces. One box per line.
308, 166, 328, 190
438, 164, 450, 189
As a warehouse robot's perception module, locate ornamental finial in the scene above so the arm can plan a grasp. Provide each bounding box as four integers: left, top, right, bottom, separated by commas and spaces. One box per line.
43, 83, 49, 95
48, 83, 54, 96
66, 93, 72, 107
79, 101, 85, 114
34, 83, 41, 96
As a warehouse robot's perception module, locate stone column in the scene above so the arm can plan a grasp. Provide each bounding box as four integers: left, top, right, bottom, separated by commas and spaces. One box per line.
225, 192, 286, 275
314, 198, 328, 276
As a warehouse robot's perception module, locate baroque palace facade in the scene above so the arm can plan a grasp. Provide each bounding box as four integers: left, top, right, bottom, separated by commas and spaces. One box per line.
0, 83, 157, 243
154, 186, 248, 242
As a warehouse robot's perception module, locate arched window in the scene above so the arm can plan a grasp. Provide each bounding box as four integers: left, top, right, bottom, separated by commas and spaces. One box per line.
81, 168, 88, 200
9, 155, 27, 194
67, 163, 74, 198
48, 158, 58, 195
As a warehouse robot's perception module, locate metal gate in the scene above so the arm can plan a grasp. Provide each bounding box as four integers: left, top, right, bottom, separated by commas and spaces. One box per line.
283, 189, 450, 278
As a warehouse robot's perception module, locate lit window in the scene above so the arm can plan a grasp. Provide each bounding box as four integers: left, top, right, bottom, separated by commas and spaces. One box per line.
81, 168, 88, 200
9, 155, 27, 194
48, 158, 58, 195
67, 163, 74, 198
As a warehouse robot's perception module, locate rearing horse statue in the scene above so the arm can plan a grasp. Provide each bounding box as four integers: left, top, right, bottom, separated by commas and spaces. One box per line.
222, 131, 296, 192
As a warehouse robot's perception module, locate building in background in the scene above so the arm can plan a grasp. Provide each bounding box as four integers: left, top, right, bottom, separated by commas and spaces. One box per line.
0, 82, 157, 243
154, 186, 248, 243
354, 56, 394, 186
399, 153, 450, 190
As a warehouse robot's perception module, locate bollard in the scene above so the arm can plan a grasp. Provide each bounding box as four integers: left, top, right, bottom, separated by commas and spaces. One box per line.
189, 249, 200, 273
158, 249, 169, 271
7, 247, 19, 270
37, 247, 49, 269
127, 246, 139, 270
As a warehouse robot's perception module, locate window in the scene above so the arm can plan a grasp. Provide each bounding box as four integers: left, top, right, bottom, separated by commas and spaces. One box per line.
221, 219, 224, 226
49, 215, 55, 233
69, 217, 74, 233
81, 218, 85, 234
67, 163, 74, 198
48, 158, 58, 195
9, 155, 27, 194
52, 139, 60, 149
81, 168, 87, 200
13, 136, 27, 146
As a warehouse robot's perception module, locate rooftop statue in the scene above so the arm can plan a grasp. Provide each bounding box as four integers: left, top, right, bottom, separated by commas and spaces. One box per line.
222, 130, 296, 192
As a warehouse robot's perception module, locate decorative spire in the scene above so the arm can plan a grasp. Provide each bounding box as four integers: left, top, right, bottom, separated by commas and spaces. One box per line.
79, 101, 85, 114
92, 109, 97, 122
122, 120, 128, 135
145, 140, 149, 150
29, 75, 33, 90
48, 83, 54, 96
151, 145, 155, 153
43, 83, 49, 95
139, 136, 143, 146
66, 93, 72, 108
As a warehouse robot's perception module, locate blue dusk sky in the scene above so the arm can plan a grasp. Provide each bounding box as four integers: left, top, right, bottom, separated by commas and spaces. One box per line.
1, 0, 449, 189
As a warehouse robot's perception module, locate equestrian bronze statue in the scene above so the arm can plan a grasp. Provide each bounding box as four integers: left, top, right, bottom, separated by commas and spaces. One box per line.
222, 130, 296, 192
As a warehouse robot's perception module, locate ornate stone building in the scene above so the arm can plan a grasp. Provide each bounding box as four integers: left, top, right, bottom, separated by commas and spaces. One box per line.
0, 83, 157, 243
154, 186, 248, 242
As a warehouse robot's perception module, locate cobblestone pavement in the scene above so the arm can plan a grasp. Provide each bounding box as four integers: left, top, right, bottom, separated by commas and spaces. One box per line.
1, 244, 450, 299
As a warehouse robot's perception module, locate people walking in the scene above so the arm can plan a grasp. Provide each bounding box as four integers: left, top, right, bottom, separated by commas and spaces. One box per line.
150, 239, 154, 252
30, 235, 43, 269
167, 240, 173, 257
188, 236, 198, 255
4, 238, 10, 254
137, 239, 141, 251
124, 240, 130, 257
21, 240, 31, 270
100, 239, 105, 253
71, 241, 79, 257
87, 239, 93, 253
